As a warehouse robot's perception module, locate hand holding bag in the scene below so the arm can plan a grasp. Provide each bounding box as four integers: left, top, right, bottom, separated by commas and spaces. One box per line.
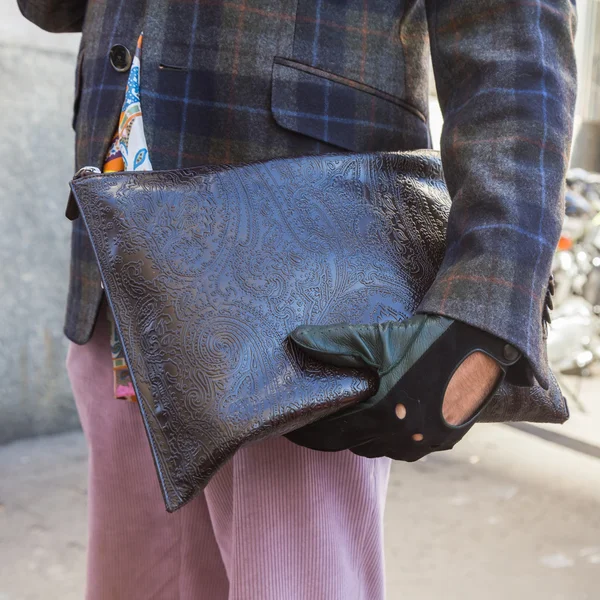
68, 150, 567, 511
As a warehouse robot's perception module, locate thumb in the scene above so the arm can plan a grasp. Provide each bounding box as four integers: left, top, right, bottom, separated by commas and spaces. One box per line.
290, 316, 454, 373
290, 323, 384, 370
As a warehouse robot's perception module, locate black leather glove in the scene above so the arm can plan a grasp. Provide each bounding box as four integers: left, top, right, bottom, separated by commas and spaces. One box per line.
286, 315, 522, 461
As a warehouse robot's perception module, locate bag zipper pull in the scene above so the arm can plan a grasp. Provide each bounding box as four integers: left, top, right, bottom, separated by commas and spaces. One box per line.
66, 166, 102, 220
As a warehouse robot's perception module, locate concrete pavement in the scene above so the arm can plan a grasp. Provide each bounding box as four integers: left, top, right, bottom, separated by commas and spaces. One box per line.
1, 402, 600, 600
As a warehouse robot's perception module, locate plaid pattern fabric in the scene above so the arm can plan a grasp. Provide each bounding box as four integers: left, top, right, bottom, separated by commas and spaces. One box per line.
21, 0, 577, 389
417, 0, 577, 389
17, 0, 86, 32
271, 57, 430, 151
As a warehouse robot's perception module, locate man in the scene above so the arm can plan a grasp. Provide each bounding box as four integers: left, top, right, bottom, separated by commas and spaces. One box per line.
18, 0, 577, 598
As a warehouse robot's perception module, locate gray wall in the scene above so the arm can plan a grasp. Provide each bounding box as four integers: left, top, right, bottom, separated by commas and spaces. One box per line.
0, 2, 82, 443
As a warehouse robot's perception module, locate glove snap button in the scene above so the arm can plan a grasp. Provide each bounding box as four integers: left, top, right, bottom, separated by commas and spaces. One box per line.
503, 344, 519, 362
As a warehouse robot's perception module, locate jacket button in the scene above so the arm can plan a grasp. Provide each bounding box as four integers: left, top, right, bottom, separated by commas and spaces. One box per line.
109, 44, 132, 72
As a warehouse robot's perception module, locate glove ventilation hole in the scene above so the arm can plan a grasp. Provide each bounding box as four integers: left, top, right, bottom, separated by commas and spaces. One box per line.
395, 403, 407, 419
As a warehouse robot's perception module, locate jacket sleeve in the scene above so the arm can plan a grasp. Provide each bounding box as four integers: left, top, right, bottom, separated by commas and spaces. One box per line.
417, 0, 577, 389
17, 0, 87, 33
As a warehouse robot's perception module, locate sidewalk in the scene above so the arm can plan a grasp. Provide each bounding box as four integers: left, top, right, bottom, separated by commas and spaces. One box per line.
1, 394, 600, 600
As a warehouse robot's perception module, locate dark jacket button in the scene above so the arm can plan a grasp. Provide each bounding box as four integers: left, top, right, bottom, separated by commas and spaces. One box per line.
109, 44, 132, 72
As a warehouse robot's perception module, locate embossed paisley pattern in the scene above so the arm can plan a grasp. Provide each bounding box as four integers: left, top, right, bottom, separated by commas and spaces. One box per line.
70, 151, 568, 512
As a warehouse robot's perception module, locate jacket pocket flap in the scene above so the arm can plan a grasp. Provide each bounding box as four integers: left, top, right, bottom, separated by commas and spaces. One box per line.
271, 57, 429, 153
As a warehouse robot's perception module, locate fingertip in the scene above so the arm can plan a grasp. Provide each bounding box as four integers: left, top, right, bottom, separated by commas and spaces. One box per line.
290, 325, 310, 341
289, 326, 320, 351
290, 326, 304, 339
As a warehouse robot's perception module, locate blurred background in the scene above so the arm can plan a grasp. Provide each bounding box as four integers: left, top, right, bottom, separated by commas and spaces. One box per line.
2, 0, 600, 598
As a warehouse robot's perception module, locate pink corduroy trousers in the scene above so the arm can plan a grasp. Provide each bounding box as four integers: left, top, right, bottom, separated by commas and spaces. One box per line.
66, 306, 391, 600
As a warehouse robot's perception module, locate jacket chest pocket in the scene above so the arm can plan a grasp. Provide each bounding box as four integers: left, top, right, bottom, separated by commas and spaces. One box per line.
270, 57, 430, 153
272, 0, 429, 152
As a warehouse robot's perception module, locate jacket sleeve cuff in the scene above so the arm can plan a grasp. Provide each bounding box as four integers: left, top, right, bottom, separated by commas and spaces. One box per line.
416, 226, 554, 390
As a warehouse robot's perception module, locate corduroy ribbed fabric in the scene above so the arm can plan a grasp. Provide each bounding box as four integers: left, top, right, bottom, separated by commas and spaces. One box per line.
66, 304, 391, 600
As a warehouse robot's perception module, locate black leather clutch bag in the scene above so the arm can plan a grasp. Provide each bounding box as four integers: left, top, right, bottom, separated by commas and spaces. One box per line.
69, 150, 568, 512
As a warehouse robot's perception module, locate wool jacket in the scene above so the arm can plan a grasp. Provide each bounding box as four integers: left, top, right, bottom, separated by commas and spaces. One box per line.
19, 0, 577, 389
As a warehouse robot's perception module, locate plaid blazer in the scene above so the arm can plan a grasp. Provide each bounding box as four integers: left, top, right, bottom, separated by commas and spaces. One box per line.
19, 0, 576, 389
